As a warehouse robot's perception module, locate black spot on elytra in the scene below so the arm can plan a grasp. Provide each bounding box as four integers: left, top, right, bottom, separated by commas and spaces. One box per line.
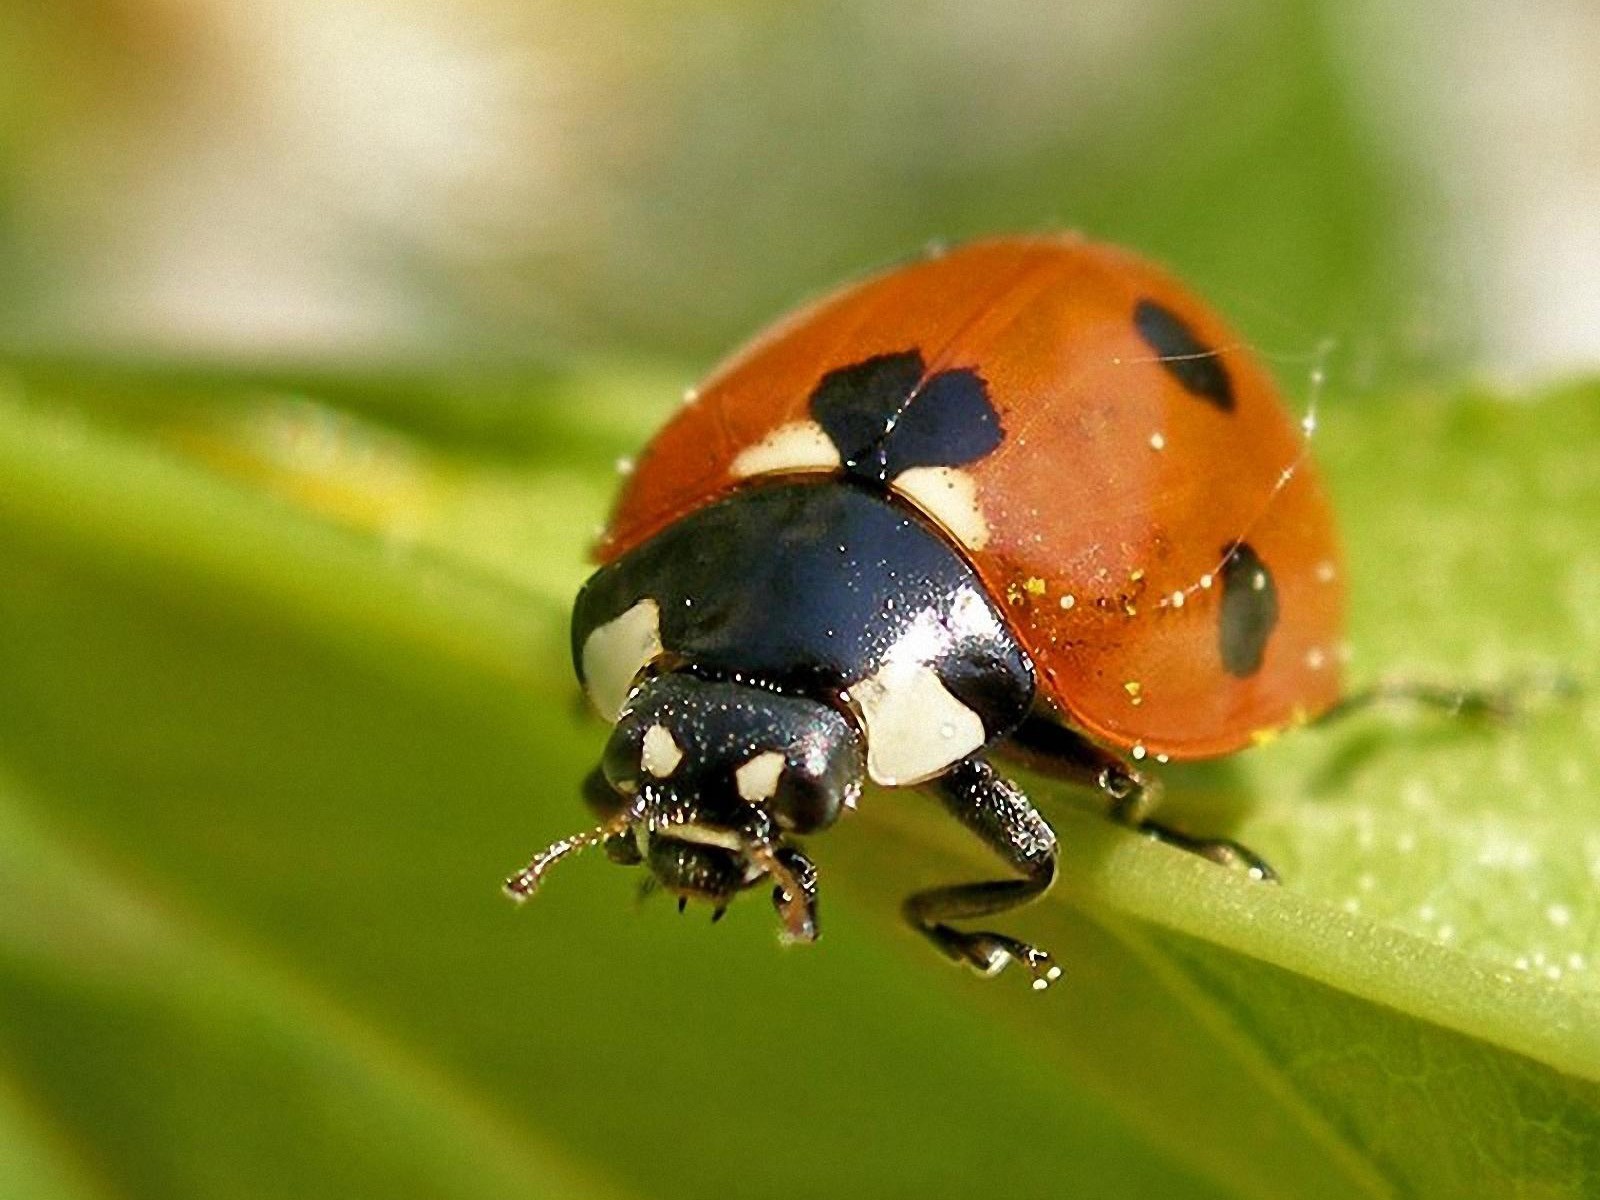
1218, 541, 1278, 678
808, 352, 924, 478
1133, 299, 1234, 411
809, 350, 1003, 486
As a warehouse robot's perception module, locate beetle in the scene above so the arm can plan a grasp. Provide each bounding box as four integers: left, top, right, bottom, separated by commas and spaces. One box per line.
504, 235, 1349, 988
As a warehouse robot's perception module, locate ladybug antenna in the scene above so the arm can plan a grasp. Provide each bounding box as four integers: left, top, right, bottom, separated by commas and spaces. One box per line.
503, 804, 640, 903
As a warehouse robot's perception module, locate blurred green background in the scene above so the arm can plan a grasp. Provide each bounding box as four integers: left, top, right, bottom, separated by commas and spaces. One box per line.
2, 3, 1600, 1198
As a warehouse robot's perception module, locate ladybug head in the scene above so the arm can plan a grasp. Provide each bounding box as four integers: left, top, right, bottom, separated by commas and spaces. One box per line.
506, 673, 864, 941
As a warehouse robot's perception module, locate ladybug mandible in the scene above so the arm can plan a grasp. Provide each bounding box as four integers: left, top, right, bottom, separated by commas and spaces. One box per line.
506, 236, 1344, 988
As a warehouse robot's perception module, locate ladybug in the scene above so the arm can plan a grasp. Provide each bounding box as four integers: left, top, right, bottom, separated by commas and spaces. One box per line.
506, 235, 1344, 987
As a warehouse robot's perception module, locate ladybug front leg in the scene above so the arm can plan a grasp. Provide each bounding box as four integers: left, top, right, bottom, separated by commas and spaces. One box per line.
904, 757, 1062, 990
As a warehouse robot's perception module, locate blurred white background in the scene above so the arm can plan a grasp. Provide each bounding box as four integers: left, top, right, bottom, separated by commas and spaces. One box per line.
2, 0, 1596, 381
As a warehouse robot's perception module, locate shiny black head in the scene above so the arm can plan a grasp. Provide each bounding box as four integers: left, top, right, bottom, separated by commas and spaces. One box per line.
506, 673, 864, 940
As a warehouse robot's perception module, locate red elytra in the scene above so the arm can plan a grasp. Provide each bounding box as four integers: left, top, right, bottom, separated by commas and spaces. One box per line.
598, 235, 1344, 760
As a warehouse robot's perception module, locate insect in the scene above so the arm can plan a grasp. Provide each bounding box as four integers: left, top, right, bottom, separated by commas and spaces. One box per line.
505, 235, 1348, 988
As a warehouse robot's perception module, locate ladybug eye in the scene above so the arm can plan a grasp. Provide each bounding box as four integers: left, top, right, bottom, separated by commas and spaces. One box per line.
600, 721, 647, 793
752, 734, 862, 834
761, 713, 866, 832
769, 767, 841, 834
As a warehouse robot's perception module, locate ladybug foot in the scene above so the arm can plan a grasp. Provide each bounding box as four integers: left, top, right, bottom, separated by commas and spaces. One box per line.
947, 931, 1063, 990
1138, 822, 1279, 883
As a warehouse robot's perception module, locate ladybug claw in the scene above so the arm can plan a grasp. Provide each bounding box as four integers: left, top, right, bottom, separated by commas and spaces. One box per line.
956, 933, 1062, 990
1192, 837, 1279, 883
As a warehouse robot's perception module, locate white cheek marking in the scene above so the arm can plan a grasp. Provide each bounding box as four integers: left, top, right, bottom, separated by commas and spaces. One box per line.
730, 420, 842, 479
580, 598, 663, 720
853, 661, 986, 787
641, 723, 684, 778
661, 823, 745, 852
735, 751, 787, 802
891, 466, 990, 550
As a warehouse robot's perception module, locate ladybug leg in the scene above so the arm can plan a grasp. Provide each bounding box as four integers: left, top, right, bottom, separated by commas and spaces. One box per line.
1316, 674, 1576, 726
904, 757, 1062, 990
1004, 716, 1152, 818
1101, 767, 1279, 883
764, 844, 820, 944
1125, 822, 1278, 882
1005, 716, 1276, 882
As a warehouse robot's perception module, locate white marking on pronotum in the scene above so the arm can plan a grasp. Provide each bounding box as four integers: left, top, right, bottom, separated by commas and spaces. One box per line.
735, 751, 787, 802
948, 584, 1006, 642
846, 594, 1001, 785
730, 419, 841, 478
580, 598, 664, 720
892, 466, 990, 550
852, 659, 986, 786
641, 723, 684, 778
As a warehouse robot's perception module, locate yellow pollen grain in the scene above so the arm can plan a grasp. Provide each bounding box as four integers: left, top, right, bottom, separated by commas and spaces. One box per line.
1024, 576, 1047, 596
1124, 681, 1143, 706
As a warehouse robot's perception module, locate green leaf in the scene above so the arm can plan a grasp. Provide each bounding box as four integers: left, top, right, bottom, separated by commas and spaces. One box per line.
0, 374, 1597, 1199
